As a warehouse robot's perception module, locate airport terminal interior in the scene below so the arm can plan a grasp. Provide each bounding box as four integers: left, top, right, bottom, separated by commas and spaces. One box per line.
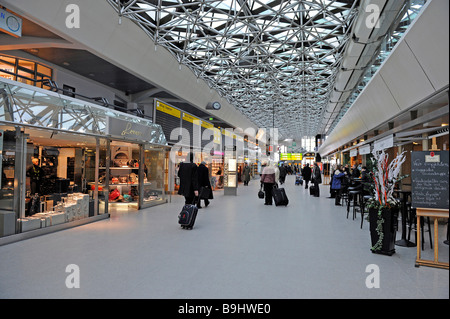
0, 0, 448, 300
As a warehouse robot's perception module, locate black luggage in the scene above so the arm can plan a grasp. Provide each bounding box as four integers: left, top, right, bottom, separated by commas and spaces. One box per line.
273, 184, 289, 206
310, 185, 320, 197
178, 201, 198, 229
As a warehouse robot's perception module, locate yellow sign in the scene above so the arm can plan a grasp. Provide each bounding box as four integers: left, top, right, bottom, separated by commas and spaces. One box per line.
213, 128, 221, 144
201, 121, 213, 129
182, 112, 200, 125
156, 101, 180, 118
280, 153, 302, 161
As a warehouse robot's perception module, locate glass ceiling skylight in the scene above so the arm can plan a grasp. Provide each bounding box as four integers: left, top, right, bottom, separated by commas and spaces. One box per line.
107, 0, 359, 139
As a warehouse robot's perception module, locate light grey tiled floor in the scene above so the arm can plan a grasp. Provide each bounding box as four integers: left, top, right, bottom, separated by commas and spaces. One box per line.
0, 175, 448, 299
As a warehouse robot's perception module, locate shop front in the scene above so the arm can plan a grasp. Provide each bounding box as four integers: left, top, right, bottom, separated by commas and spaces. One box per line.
0, 78, 167, 245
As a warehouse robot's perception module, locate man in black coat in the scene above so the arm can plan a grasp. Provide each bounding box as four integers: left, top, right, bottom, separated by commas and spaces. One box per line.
197, 161, 213, 208
177, 153, 199, 205
302, 163, 312, 189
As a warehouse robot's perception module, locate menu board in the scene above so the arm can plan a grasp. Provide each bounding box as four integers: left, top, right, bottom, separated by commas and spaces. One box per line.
411, 151, 449, 209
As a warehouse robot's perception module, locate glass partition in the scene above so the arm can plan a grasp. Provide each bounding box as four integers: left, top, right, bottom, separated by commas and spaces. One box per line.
142, 145, 167, 208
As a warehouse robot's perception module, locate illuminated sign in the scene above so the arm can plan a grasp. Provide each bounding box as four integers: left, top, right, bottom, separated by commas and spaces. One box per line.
0, 8, 22, 38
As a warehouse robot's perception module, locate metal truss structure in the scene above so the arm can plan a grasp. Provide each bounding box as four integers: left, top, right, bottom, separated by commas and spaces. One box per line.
107, 0, 360, 140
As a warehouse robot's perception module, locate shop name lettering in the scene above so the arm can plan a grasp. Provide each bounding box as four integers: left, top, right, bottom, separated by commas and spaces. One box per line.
121, 122, 144, 137
178, 303, 270, 316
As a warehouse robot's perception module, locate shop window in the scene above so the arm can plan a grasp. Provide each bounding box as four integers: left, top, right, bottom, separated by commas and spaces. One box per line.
0, 127, 18, 238
107, 142, 140, 211
17, 128, 106, 233
0, 54, 53, 89
142, 146, 167, 207
0, 128, 16, 211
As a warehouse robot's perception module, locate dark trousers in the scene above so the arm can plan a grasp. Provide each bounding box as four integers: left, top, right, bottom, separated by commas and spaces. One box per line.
263, 183, 274, 204
184, 195, 196, 205
334, 189, 342, 205
304, 179, 310, 189
313, 181, 320, 197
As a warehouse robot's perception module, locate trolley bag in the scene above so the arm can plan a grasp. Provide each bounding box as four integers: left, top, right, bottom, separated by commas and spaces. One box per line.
178, 199, 199, 230
272, 184, 289, 206
310, 185, 319, 197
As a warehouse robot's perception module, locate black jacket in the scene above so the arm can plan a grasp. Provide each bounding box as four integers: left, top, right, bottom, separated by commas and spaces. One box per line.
302, 166, 311, 181
177, 162, 198, 198
198, 163, 213, 199
312, 165, 322, 184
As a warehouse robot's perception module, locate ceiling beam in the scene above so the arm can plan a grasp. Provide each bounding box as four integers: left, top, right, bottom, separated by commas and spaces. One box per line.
0, 35, 80, 51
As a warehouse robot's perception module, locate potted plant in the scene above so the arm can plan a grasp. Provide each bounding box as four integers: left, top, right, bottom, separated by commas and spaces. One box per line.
366, 149, 406, 255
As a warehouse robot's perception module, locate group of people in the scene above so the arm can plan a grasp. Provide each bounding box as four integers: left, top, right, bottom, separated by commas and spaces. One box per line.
178, 154, 372, 209
260, 162, 323, 205
330, 164, 371, 206
177, 153, 213, 209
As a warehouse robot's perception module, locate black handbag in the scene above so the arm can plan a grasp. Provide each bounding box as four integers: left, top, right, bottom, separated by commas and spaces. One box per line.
199, 186, 212, 199
258, 184, 265, 199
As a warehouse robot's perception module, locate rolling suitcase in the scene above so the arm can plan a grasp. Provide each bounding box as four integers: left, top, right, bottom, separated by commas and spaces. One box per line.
178, 199, 199, 229
273, 184, 289, 206
310, 185, 319, 197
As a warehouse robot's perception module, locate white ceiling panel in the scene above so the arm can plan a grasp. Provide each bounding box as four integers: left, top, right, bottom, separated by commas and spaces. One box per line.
379, 41, 435, 111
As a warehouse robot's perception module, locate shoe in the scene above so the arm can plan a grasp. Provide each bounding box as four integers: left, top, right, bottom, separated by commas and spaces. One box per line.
335, 203, 342, 206
197, 206, 202, 209
205, 202, 209, 207
264, 203, 272, 205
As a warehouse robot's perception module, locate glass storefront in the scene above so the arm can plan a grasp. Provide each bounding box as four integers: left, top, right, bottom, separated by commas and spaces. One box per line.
0, 77, 168, 243
0, 54, 53, 89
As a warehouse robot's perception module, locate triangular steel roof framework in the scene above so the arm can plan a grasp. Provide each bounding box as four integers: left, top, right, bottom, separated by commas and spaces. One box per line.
107, 0, 359, 139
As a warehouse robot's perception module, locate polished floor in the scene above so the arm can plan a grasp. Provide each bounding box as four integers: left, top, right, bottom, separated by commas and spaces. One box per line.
0, 175, 448, 299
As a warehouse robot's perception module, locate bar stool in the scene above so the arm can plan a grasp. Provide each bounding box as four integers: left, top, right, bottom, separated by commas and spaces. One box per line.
340, 186, 349, 206
408, 207, 433, 250
346, 185, 362, 219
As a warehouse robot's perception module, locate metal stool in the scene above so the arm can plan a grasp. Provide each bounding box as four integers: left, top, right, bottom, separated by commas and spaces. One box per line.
346, 185, 362, 219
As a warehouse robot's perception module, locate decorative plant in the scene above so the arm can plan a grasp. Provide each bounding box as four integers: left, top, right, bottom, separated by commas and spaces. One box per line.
366, 149, 407, 252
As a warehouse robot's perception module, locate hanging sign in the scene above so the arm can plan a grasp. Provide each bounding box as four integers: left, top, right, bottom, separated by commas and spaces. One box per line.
373, 135, 394, 151
0, 8, 22, 38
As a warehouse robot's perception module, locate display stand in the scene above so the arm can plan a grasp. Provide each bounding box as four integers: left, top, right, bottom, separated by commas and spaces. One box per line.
415, 208, 449, 269
224, 156, 237, 196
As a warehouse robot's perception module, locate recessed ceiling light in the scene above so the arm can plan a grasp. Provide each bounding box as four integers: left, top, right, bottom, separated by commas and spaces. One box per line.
63, 62, 70, 66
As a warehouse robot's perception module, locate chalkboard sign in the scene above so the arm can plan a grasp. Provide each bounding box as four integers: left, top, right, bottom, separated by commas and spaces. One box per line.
411, 151, 449, 209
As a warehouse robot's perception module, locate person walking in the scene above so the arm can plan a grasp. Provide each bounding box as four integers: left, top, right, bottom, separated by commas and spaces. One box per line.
279, 164, 287, 184
312, 162, 322, 197
197, 161, 213, 208
331, 165, 346, 206
260, 162, 276, 205
243, 162, 251, 186
302, 163, 312, 189
177, 153, 199, 205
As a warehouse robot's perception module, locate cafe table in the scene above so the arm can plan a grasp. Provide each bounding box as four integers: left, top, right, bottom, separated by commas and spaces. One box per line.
393, 189, 416, 247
